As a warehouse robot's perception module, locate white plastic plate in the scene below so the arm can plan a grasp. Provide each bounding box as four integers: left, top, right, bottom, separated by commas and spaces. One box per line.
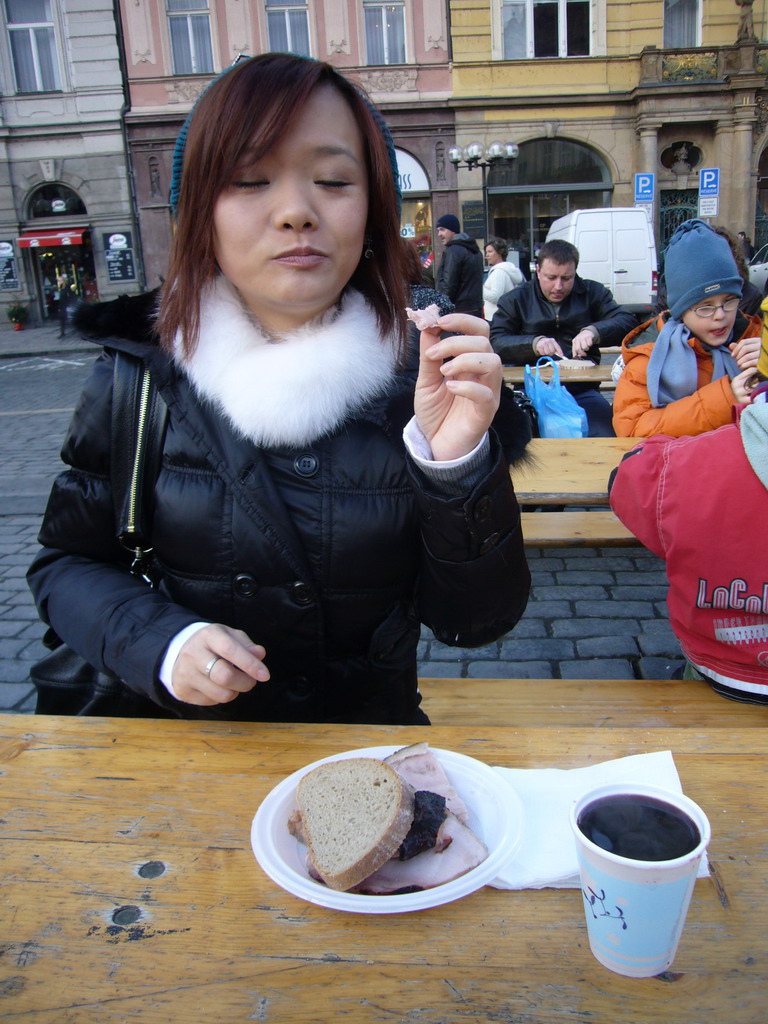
251, 745, 524, 914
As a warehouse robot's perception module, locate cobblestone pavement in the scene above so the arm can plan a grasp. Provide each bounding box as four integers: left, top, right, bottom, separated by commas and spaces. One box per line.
0, 324, 683, 715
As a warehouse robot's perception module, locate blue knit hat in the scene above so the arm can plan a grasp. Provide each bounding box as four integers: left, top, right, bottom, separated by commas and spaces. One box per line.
168, 55, 401, 216
665, 219, 743, 319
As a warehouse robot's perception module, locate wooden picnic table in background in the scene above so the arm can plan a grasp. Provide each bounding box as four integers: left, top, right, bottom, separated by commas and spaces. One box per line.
503, 362, 616, 385
510, 436, 638, 506
1, 710, 765, 1023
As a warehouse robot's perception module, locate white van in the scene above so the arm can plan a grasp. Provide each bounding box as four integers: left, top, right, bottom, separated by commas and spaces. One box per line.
545, 207, 658, 317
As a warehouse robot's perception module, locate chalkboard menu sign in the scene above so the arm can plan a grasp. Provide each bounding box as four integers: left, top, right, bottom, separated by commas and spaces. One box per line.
461, 201, 485, 240
103, 232, 137, 282
0, 241, 19, 291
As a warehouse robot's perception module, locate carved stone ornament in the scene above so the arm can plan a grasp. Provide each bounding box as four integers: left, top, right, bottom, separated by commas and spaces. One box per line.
360, 68, 418, 93
736, 0, 758, 44
755, 94, 768, 140
435, 141, 446, 183
166, 80, 209, 105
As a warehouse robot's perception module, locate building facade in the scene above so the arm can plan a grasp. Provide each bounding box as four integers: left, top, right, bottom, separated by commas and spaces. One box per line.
0, 0, 139, 330
448, 0, 768, 268
4, 0, 767, 326
118, 0, 457, 289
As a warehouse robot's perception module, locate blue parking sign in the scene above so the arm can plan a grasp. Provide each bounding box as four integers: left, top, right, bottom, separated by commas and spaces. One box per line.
699, 168, 719, 197
634, 173, 654, 203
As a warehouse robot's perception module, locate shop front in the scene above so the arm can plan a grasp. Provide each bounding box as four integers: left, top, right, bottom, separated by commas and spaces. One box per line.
486, 138, 613, 272
17, 228, 98, 322
395, 148, 434, 276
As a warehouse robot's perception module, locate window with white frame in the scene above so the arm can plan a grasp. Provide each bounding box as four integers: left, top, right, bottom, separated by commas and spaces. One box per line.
663, 0, 699, 48
266, 0, 311, 56
502, 0, 590, 59
364, 1, 406, 65
167, 0, 214, 75
5, 0, 61, 92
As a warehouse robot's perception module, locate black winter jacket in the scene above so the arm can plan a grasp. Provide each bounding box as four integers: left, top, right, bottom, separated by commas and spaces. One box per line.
28, 295, 531, 724
490, 274, 638, 367
435, 234, 484, 315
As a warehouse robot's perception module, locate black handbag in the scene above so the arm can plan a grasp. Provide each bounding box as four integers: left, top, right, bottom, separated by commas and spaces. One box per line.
31, 351, 175, 717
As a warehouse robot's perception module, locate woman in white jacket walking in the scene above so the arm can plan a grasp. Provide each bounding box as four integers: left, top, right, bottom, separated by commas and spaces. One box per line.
483, 237, 524, 320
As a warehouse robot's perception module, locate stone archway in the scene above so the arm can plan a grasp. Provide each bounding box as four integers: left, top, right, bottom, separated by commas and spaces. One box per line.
485, 137, 613, 268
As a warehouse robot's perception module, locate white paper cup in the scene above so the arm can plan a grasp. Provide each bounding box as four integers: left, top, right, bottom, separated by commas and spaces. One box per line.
570, 783, 711, 978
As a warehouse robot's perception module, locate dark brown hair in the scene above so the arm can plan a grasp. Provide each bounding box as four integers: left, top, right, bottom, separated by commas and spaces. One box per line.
401, 238, 426, 286
486, 237, 508, 261
157, 54, 407, 358
536, 239, 579, 268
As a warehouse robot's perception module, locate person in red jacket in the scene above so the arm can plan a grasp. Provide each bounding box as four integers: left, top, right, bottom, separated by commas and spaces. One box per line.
613, 218, 761, 438
609, 303, 768, 703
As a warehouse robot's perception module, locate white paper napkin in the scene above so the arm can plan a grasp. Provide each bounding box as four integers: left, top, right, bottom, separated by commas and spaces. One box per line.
490, 750, 709, 889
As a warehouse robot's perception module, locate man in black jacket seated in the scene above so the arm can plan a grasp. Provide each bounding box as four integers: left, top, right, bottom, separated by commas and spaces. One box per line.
489, 239, 637, 436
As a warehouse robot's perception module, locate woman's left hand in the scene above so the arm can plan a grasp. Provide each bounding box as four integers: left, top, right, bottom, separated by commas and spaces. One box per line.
413, 313, 502, 462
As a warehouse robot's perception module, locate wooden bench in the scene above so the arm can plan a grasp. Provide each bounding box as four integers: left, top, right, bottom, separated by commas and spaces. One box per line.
418, 676, 768, 728
520, 507, 638, 546
509, 437, 640, 547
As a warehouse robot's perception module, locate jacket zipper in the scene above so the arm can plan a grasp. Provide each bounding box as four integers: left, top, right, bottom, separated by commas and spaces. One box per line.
125, 366, 153, 575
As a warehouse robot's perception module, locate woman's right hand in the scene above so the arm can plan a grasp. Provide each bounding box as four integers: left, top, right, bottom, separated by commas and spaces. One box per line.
731, 367, 757, 405
171, 623, 269, 706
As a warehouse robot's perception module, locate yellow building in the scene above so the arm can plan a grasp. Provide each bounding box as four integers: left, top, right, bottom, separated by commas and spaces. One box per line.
446, 0, 768, 264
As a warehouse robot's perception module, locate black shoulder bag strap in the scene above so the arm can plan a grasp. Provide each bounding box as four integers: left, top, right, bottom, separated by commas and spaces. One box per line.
110, 351, 168, 584
30, 351, 170, 717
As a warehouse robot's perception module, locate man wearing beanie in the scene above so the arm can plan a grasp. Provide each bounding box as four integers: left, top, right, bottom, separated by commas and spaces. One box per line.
608, 298, 768, 704
434, 214, 484, 317
613, 218, 761, 437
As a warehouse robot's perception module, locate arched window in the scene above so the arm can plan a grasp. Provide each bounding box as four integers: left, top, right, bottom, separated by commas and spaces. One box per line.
27, 183, 86, 218
485, 139, 612, 261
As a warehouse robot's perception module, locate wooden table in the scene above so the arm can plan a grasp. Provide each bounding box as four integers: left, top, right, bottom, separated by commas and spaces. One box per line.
1, 712, 765, 1022
511, 436, 638, 505
417, 675, 768, 728
503, 362, 616, 385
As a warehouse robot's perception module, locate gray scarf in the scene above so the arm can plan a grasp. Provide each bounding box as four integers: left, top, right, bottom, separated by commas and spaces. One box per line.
646, 316, 740, 408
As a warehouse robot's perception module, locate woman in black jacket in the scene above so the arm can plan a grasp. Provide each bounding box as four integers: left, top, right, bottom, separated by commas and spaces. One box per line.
28, 53, 530, 724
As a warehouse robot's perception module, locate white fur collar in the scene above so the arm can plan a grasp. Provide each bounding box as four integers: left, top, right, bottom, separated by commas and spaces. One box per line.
175, 278, 398, 447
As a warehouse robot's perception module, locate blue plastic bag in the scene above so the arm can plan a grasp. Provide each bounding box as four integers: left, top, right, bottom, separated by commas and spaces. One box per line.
523, 357, 588, 438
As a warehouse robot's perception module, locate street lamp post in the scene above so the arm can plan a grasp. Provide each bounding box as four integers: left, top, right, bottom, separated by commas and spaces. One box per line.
448, 142, 520, 242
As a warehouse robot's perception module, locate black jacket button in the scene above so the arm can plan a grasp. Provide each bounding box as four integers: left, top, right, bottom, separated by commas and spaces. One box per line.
294, 453, 319, 477
290, 581, 313, 605
479, 532, 500, 554
234, 573, 257, 597
474, 495, 493, 522
290, 675, 312, 697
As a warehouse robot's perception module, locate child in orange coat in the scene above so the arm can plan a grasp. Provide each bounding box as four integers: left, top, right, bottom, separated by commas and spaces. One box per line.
613, 219, 760, 438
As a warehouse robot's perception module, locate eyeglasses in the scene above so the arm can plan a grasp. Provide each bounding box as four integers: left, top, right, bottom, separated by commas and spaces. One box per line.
692, 297, 740, 318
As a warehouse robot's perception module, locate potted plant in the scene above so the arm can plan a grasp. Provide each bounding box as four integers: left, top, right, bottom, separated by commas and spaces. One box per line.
6, 301, 30, 330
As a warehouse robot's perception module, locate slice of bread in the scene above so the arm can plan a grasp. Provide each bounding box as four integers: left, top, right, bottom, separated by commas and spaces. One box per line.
296, 758, 415, 891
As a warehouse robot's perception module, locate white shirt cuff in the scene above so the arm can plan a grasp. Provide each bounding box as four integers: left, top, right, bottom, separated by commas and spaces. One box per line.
403, 416, 486, 468
160, 621, 210, 698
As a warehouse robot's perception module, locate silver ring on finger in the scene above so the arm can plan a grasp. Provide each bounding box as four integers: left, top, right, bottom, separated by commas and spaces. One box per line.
204, 655, 222, 678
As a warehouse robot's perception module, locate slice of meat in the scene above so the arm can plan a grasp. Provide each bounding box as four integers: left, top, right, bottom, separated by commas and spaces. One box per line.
398, 790, 448, 860
405, 303, 441, 331
385, 743, 469, 824
352, 813, 488, 895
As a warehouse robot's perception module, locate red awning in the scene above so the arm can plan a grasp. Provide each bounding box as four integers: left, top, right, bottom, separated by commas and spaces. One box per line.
17, 229, 86, 248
